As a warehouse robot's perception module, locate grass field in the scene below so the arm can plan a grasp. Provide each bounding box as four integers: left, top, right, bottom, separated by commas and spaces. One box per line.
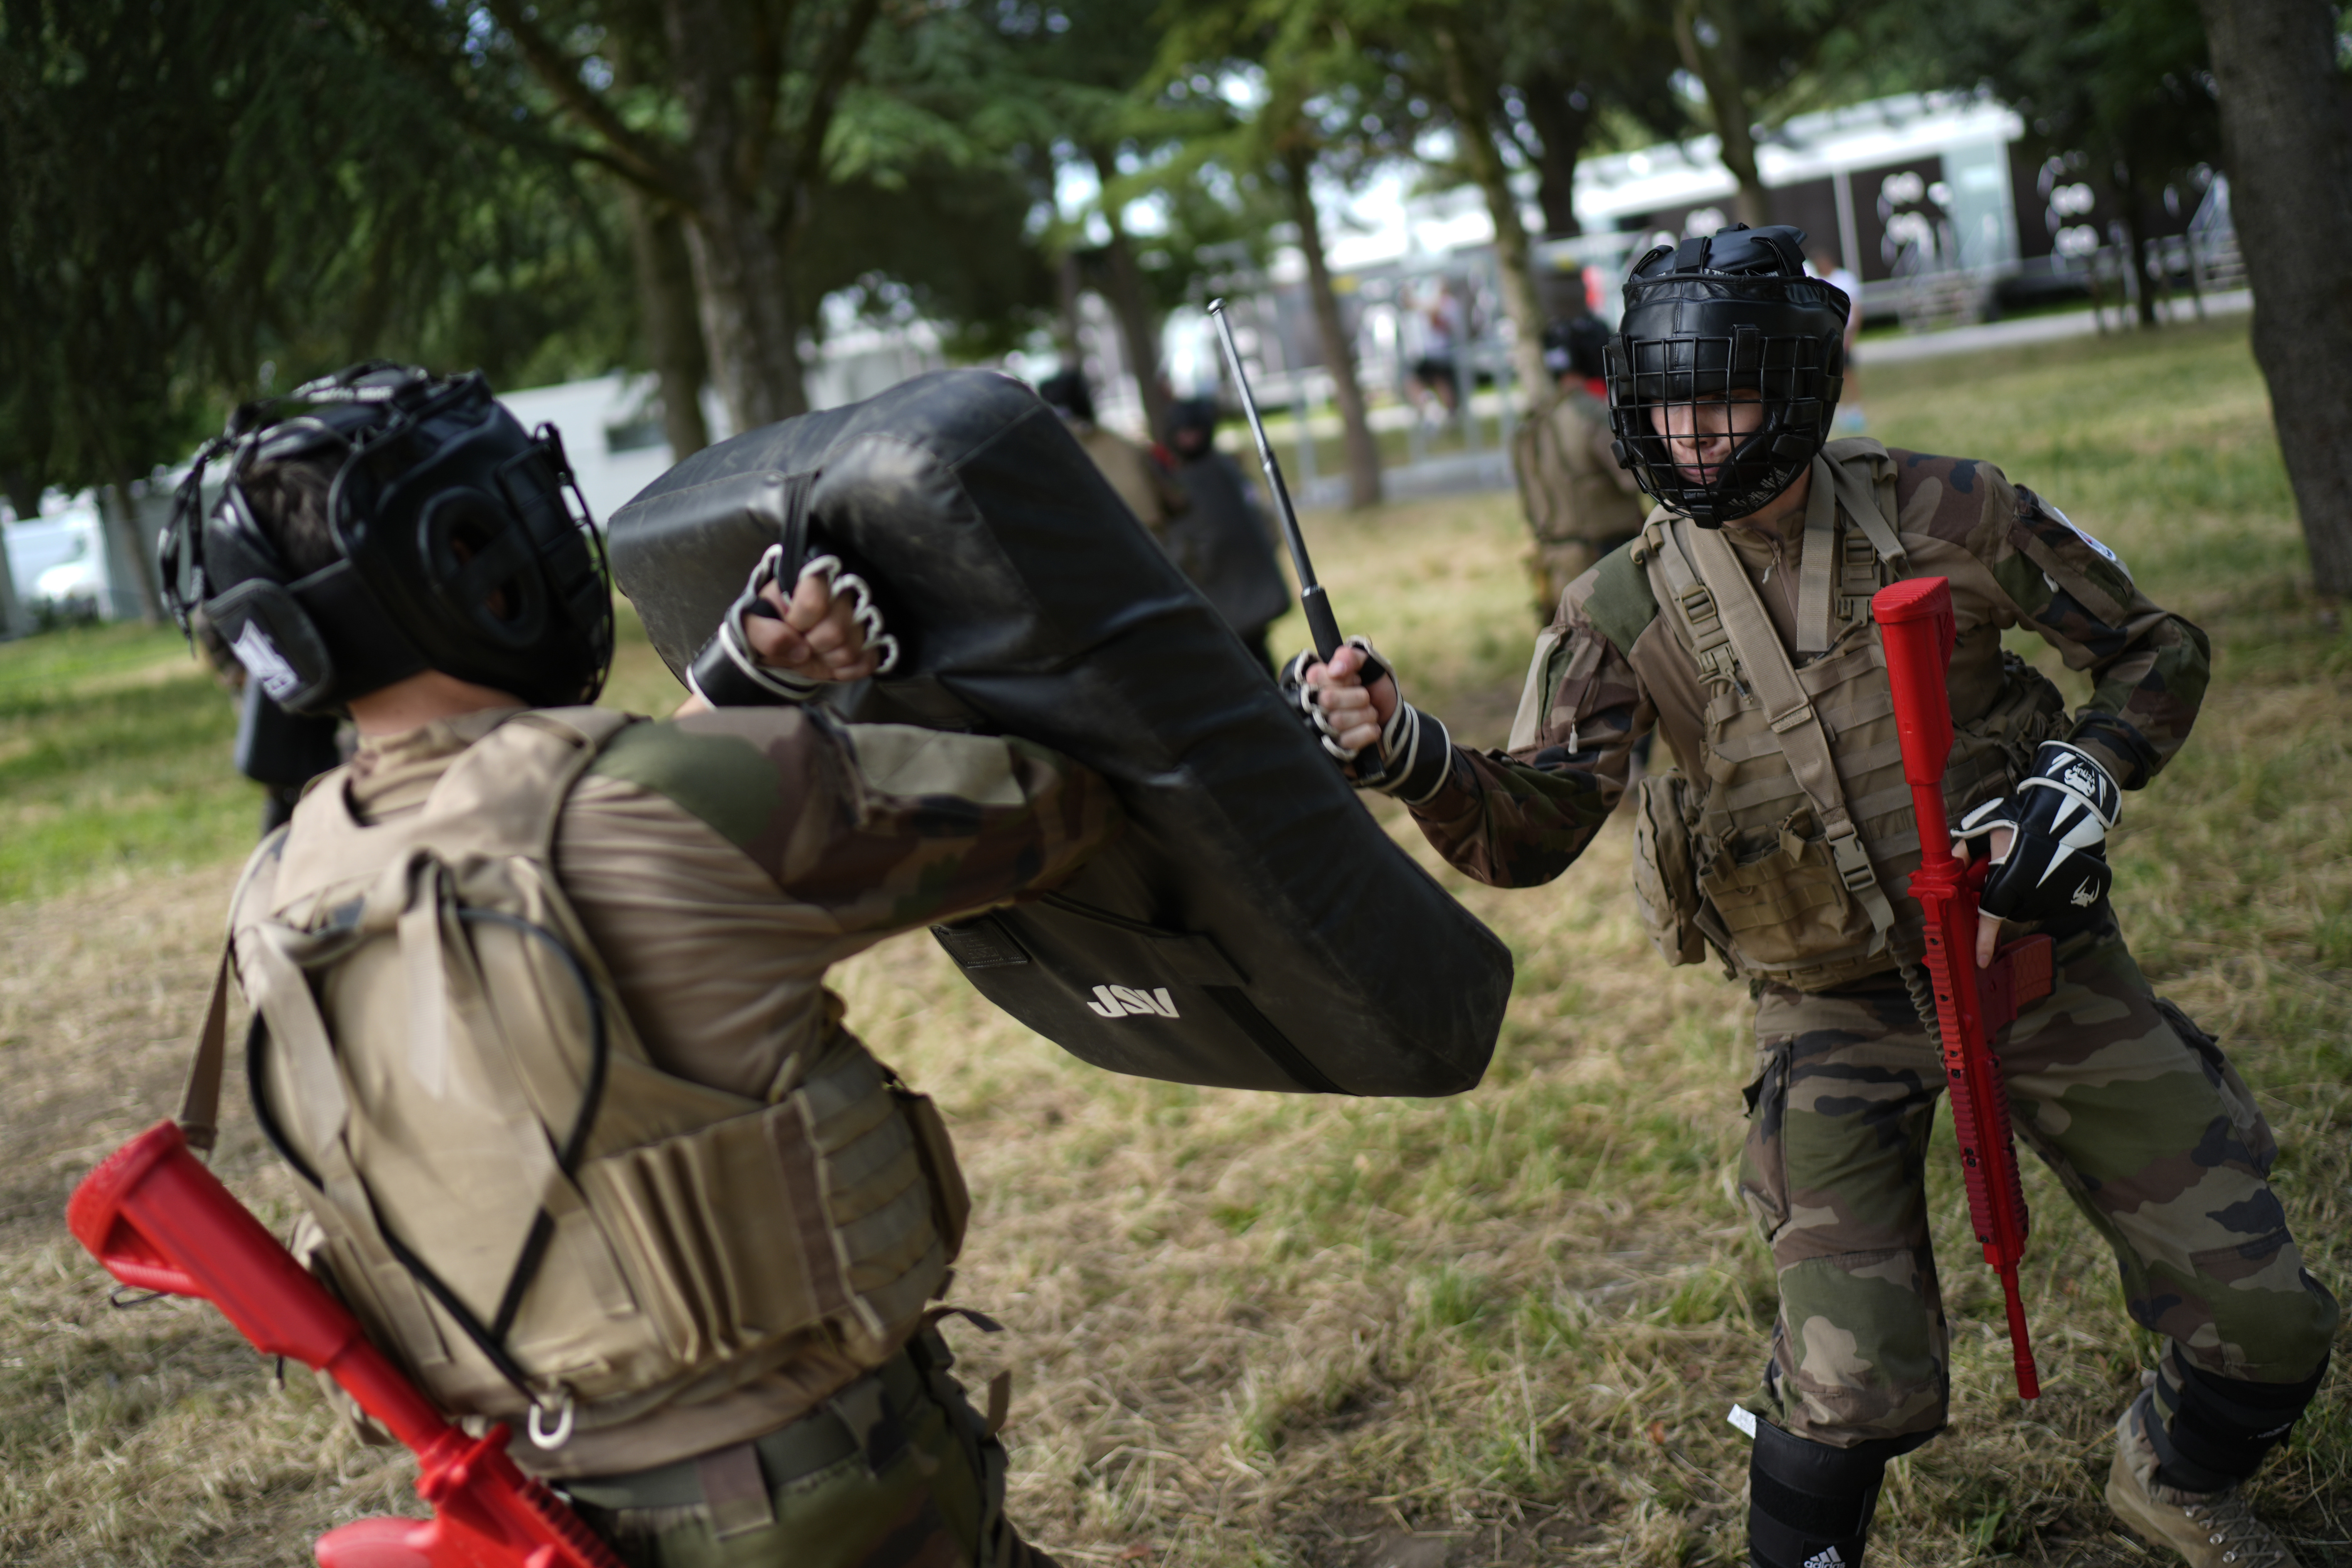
1, 318, 2345, 1566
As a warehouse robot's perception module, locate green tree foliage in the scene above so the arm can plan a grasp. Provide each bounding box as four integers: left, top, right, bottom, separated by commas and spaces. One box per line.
0, 0, 625, 618
1669, 0, 1907, 231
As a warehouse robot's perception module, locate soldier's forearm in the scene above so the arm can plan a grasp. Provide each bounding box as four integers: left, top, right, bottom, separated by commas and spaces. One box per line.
1407, 747, 1612, 888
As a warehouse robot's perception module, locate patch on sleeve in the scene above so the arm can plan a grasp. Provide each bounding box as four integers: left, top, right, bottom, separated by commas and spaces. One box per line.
2042, 500, 2131, 578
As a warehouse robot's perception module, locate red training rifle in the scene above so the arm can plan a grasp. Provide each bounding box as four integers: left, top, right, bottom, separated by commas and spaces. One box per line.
68, 1119, 623, 1568
1872, 576, 2051, 1401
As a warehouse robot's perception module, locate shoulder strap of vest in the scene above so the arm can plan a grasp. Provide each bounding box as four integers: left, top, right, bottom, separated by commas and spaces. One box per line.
1795, 454, 1840, 656
1685, 526, 1900, 949
1643, 516, 1741, 689
1583, 537, 1661, 656
1826, 440, 1907, 571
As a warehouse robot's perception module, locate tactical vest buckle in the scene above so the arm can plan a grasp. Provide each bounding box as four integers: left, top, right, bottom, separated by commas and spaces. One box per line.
1825, 823, 1878, 895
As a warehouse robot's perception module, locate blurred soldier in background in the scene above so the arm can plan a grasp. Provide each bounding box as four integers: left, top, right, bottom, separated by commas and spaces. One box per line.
1161, 398, 1290, 674
1511, 315, 1648, 621
1036, 369, 1187, 543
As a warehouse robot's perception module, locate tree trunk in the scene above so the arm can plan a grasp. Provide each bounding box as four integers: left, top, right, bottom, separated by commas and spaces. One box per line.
1088, 152, 1174, 440
1673, 0, 1769, 229
1283, 145, 1383, 510
679, 187, 807, 429
102, 479, 163, 625
2198, 0, 2352, 595
624, 187, 712, 456
2110, 157, 2159, 329
662, 0, 808, 431
1055, 251, 1085, 362
1520, 71, 1592, 239
1433, 22, 1550, 403
0, 509, 22, 638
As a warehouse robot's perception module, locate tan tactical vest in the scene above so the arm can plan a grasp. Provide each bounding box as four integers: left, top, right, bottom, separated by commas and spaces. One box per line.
214, 708, 967, 1449
1629, 443, 2067, 991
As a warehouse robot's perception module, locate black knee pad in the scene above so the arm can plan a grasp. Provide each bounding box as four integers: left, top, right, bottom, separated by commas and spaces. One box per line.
2148, 1345, 2328, 1493
1747, 1420, 1931, 1568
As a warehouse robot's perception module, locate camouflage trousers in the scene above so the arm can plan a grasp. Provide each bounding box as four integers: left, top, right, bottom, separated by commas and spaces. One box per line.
1737, 911, 2340, 1447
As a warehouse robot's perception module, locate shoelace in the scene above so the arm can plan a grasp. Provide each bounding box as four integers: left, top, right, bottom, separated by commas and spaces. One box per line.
2177, 1491, 2291, 1567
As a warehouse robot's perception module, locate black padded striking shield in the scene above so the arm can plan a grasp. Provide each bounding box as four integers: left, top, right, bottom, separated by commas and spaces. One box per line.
608, 369, 1509, 1097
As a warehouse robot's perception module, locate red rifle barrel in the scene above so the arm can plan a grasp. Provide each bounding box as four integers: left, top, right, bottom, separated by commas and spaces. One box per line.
68, 1120, 624, 1568
1871, 578, 2041, 1400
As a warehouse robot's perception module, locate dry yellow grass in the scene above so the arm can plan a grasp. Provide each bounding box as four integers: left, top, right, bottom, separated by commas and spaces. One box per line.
0, 320, 2343, 1567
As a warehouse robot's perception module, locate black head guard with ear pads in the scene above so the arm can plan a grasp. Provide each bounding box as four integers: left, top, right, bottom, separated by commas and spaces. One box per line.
160, 364, 612, 714
1604, 224, 1849, 526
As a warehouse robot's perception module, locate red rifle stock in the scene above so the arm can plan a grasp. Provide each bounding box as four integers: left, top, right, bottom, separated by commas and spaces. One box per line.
67, 1119, 624, 1568
1872, 577, 2051, 1401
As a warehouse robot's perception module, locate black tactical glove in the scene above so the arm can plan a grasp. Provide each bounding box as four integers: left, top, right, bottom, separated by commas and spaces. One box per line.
1277, 638, 1453, 805
1958, 740, 2119, 923
687, 544, 899, 706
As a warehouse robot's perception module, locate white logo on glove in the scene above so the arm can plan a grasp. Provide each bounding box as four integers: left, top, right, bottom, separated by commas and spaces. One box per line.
1086, 985, 1179, 1019
2071, 879, 2099, 908
2063, 763, 2101, 798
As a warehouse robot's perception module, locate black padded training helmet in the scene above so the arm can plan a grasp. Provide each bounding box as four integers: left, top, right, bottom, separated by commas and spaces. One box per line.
1604, 224, 1848, 526
1541, 315, 1613, 383
160, 363, 612, 715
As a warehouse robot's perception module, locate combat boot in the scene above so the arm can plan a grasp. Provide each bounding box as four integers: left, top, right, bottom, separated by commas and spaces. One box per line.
2107, 1394, 2302, 1568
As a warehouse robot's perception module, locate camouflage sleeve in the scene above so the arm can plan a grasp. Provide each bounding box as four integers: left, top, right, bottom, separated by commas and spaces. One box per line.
588, 708, 1121, 934
1983, 484, 2210, 787
1405, 589, 1640, 888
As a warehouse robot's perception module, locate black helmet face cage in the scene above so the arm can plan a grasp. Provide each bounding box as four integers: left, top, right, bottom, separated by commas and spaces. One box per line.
162, 366, 611, 714
1605, 225, 1846, 527
1606, 327, 1837, 524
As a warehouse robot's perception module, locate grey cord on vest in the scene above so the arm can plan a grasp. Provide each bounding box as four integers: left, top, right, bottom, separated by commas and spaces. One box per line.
1899, 962, 1944, 1051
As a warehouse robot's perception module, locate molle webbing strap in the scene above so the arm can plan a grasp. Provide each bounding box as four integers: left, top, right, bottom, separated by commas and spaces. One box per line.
1643, 519, 1739, 691
1831, 454, 1907, 573
1795, 454, 1839, 656
1686, 524, 1900, 946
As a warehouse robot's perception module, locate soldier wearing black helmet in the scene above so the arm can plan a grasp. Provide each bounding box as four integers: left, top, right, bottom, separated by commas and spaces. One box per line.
1295, 229, 2335, 1568
157, 364, 1116, 1568
1511, 314, 1648, 620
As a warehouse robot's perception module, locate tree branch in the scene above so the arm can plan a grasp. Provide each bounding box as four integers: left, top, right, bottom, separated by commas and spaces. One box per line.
482, 0, 682, 198
791, 0, 885, 193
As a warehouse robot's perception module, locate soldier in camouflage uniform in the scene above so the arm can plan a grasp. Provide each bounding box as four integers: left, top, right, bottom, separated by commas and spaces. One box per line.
160, 367, 1119, 1568
1512, 316, 1650, 619
1296, 230, 2335, 1568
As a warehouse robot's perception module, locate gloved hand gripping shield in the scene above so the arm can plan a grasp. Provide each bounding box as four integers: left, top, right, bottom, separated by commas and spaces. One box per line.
685, 542, 901, 707
1604, 225, 1850, 527
158, 363, 613, 715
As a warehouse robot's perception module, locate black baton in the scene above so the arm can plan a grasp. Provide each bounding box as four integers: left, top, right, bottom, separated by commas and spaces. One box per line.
1206, 299, 1386, 689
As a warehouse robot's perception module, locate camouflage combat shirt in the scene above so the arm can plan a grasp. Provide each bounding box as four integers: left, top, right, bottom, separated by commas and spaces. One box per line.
1410, 446, 2211, 892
